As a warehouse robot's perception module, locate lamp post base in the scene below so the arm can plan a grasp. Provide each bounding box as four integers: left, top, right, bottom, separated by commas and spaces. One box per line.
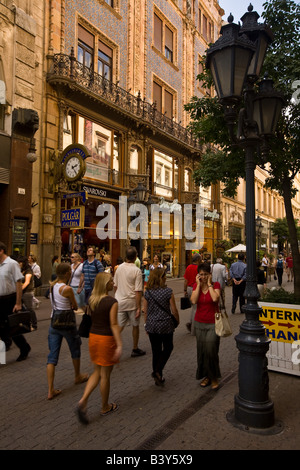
226, 409, 283, 436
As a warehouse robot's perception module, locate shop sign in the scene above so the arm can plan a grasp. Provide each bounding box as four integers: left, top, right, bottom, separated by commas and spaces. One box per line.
62, 191, 88, 203
259, 302, 300, 343
82, 184, 121, 201
61, 207, 84, 229
30, 233, 38, 245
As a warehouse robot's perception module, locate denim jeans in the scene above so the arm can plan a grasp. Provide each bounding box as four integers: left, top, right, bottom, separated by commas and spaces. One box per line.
47, 326, 81, 365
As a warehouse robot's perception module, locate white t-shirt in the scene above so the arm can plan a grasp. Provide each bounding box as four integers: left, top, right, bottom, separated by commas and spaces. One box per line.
70, 263, 83, 287
0, 256, 23, 296
114, 262, 143, 312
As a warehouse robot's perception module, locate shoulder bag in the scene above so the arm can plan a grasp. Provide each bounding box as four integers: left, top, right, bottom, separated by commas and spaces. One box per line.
78, 305, 92, 338
50, 285, 76, 330
147, 291, 178, 328
215, 308, 232, 337
34, 275, 42, 288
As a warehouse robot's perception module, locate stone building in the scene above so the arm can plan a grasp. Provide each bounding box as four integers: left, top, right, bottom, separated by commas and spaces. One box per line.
0, 1, 42, 256
37, 0, 224, 281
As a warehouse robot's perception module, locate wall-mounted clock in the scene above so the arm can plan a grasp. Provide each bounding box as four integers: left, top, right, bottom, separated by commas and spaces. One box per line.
63, 154, 86, 182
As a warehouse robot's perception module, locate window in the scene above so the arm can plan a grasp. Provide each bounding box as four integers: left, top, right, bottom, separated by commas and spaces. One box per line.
129, 145, 141, 174
98, 41, 112, 81
153, 81, 174, 118
203, 14, 208, 40
77, 24, 114, 81
165, 26, 173, 62
198, 10, 213, 43
153, 13, 175, 63
154, 14, 162, 51
153, 150, 176, 198
77, 116, 121, 185
77, 25, 94, 68
184, 169, 191, 191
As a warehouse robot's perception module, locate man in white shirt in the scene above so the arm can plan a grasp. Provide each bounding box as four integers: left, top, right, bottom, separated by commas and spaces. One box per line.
211, 258, 228, 310
114, 246, 145, 357
0, 242, 31, 361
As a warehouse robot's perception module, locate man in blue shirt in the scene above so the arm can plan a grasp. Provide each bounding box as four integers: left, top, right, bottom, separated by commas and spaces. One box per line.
78, 247, 104, 303
229, 253, 247, 314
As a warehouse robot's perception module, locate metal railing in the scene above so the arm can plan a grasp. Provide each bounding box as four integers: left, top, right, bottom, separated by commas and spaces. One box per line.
48, 49, 202, 151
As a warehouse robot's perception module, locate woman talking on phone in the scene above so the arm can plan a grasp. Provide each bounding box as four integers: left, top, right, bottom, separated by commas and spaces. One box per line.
190, 263, 221, 390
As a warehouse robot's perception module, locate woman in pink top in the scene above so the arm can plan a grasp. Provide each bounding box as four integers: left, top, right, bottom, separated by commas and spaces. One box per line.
191, 263, 221, 390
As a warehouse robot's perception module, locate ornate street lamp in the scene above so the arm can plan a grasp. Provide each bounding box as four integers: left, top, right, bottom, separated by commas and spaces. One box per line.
206, 5, 284, 431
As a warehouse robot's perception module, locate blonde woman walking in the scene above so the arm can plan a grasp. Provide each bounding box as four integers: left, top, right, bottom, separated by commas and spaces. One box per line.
76, 272, 122, 424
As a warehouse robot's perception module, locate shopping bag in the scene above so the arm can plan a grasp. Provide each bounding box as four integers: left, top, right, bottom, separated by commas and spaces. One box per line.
180, 296, 191, 310
215, 310, 232, 337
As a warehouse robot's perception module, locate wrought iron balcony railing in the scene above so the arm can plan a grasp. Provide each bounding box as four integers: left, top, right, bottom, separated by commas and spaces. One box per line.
47, 48, 202, 151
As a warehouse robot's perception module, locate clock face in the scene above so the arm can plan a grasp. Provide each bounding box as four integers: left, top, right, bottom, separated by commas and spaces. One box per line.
64, 155, 84, 181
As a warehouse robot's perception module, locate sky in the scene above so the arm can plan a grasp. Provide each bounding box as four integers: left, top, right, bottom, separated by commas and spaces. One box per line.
219, 0, 265, 23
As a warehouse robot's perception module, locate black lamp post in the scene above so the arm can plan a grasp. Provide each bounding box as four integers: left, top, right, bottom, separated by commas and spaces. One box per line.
128, 182, 149, 261
206, 5, 284, 431
256, 215, 263, 259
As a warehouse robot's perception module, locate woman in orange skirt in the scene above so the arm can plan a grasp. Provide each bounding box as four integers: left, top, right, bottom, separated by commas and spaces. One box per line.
76, 273, 122, 424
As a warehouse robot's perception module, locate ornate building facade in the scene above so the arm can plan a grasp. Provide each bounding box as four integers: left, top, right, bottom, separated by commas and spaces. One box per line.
37, 0, 224, 280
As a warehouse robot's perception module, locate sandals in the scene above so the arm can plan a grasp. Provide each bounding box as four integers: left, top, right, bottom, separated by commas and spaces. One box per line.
200, 377, 219, 390
200, 377, 211, 387
101, 403, 119, 416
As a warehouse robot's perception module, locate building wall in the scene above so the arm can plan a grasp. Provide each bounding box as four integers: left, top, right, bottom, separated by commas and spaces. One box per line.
0, 1, 43, 256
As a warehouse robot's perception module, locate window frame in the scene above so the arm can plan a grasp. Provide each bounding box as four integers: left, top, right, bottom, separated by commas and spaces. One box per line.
153, 10, 177, 66
153, 79, 175, 119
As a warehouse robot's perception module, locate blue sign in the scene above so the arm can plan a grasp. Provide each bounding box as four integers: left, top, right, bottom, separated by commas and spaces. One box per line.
61, 208, 83, 228
61, 144, 90, 164
62, 191, 88, 203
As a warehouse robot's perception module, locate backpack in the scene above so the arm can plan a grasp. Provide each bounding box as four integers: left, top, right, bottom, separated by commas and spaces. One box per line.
277, 259, 283, 268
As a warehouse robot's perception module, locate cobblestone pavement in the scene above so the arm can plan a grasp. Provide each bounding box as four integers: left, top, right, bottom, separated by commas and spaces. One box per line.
1, 274, 299, 452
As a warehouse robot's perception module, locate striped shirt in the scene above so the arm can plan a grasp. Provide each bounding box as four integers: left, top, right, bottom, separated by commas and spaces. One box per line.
82, 258, 104, 291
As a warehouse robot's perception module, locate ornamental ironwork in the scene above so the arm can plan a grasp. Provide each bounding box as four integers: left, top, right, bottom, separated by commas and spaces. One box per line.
47, 48, 202, 152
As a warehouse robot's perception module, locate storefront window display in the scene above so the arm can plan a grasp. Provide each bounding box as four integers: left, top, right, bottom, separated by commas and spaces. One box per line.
62, 113, 121, 185
60, 198, 120, 266
153, 149, 178, 199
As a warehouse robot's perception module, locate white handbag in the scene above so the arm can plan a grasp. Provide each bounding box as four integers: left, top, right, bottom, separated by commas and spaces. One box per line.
215, 310, 232, 337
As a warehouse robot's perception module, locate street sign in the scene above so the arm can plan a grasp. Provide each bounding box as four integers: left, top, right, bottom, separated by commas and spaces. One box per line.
259, 302, 300, 344
62, 191, 88, 203
61, 207, 85, 229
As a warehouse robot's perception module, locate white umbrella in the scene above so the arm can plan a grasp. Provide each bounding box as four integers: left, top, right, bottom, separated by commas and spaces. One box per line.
226, 244, 247, 253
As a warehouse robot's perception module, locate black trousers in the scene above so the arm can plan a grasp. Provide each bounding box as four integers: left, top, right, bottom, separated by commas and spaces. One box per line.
0, 293, 30, 352
232, 281, 246, 313
148, 332, 174, 376
276, 268, 283, 286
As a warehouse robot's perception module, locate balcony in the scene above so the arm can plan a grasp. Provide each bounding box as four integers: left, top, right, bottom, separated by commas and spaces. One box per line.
47, 49, 202, 154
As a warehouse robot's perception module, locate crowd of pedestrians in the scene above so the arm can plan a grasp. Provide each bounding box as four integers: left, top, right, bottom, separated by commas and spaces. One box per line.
0, 240, 295, 425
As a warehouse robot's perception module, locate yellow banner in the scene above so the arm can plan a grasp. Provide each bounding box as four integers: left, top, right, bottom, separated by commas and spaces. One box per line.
259, 302, 300, 344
